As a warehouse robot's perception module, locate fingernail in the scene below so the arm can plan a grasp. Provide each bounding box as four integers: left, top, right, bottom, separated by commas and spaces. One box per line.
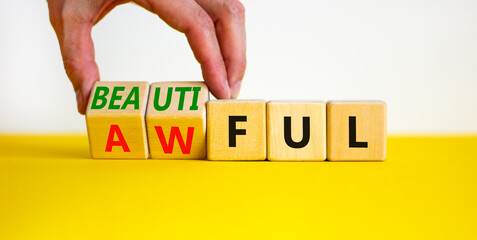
230, 81, 242, 99
75, 89, 84, 114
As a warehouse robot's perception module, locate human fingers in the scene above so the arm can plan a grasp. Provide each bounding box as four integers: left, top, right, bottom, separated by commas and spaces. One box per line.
135, 0, 230, 98
47, 0, 126, 114
195, 0, 246, 98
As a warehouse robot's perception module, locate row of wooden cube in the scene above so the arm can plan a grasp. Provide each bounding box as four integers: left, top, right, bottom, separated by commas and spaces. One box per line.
86, 81, 386, 161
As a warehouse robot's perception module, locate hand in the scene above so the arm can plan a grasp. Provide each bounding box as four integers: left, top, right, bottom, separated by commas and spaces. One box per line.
47, 0, 246, 114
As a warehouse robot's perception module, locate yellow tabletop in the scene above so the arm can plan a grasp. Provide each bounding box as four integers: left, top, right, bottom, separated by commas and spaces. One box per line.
0, 135, 476, 239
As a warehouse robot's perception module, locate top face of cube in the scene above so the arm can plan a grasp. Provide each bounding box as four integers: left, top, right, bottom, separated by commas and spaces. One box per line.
327, 101, 386, 105
86, 81, 150, 116
146, 81, 209, 117
267, 101, 326, 107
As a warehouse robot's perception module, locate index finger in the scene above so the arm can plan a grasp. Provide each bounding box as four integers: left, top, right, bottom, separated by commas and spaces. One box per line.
195, 0, 246, 99
135, 0, 230, 99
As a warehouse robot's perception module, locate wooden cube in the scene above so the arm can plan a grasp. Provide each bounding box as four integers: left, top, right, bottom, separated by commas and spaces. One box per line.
267, 101, 326, 161
86, 81, 150, 159
146, 81, 208, 159
326, 101, 386, 161
207, 100, 266, 160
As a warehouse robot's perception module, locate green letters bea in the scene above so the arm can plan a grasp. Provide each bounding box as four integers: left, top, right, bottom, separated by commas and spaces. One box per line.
91, 86, 109, 109
109, 86, 125, 109
121, 87, 140, 110
90, 86, 141, 110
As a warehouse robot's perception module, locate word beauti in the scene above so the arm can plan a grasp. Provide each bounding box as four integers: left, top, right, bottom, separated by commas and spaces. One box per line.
86, 81, 386, 161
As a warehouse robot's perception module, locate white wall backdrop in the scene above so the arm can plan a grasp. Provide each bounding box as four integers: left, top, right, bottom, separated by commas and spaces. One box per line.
1, 0, 476, 133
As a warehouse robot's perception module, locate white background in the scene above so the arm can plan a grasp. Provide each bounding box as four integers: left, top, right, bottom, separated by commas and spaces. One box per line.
1, 0, 476, 133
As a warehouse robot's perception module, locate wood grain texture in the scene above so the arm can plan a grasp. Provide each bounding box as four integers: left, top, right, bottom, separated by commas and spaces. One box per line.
326, 101, 386, 161
207, 100, 266, 160
86, 81, 149, 159
267, 101, 326, 161
146, 81, 208, 159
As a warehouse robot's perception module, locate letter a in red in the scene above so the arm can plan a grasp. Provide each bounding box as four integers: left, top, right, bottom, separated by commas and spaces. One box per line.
105, 125, 131, 152
155, 126, 194, 154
